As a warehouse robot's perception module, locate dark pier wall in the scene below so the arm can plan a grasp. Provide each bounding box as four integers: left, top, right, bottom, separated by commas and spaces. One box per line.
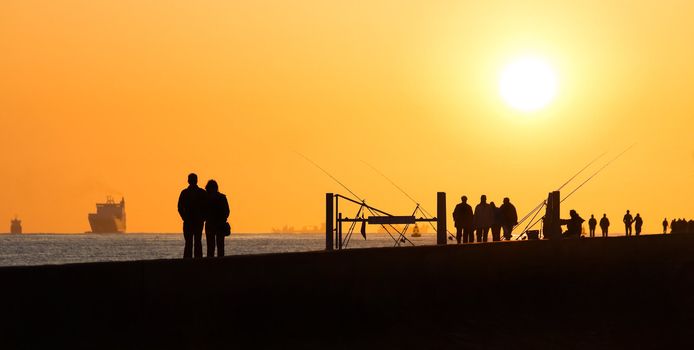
2, 235, 694, 349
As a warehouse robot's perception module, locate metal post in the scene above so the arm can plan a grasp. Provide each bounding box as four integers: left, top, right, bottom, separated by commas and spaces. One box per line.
335, 197, 339, 250
338, 213, 343, 250
325, 193, 333, 251
437, 192, 447, 245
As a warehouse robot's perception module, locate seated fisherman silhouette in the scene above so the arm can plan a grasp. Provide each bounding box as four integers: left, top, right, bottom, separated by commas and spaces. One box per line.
560, 210, 584, 239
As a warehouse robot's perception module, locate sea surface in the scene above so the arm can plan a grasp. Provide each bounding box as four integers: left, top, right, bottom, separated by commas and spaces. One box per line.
0, 232, 439, 267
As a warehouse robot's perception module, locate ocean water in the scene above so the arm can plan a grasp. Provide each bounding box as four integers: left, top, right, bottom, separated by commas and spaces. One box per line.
0, 232, 439, 267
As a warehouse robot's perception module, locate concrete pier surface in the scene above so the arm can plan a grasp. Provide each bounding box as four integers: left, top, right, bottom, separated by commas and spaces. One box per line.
2, 234, 694, 349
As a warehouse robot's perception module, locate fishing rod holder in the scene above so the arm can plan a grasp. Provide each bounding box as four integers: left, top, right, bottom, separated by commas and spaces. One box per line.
325, 192, 447, 250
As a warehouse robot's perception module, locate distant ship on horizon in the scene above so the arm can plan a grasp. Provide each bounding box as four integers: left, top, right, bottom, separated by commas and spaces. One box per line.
88, 196, 126, 234
10, 217, 22, 234
272, 223, 325, 234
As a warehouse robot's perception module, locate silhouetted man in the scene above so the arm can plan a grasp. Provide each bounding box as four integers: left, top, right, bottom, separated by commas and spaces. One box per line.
599, 214, 610, 237
634, 213, 643, 236
473, 195, 494, 243
452, 196, 474, 244
561, 210, 584, 239
588, 214, 597, 238
671, 219, 676, 233
623, 210, 633, 236
178, 173, 207, 258
663, 218, 668, 234
500, 197, 518, 240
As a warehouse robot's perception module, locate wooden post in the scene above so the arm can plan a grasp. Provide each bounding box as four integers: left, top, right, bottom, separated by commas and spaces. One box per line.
437, 192, 447, 245
543, 191, 561, 240
325, 193, 333, 251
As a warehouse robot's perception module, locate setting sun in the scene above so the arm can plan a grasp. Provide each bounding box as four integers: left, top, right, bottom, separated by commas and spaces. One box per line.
499, 56, 558, 112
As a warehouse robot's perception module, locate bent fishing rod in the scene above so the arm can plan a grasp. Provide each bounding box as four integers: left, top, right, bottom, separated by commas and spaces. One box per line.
362, 160, 457, 241
519, 144, 636, 236
295, 151, 414, 247
513, 151, 607, 238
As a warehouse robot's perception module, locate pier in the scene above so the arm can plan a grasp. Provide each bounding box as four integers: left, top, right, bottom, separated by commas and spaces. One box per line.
2, 234, 694, 348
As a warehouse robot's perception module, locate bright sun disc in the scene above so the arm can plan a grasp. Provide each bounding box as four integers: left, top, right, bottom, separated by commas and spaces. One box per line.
499, 57, 558, 112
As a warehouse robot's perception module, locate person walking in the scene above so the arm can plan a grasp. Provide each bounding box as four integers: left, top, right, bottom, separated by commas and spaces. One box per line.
452, 196, 474, 244
588, 214, 597, 238
634, 213, 643, 236
500, 197, 518, 240
623, 210, 634, 237
178, 173, 207, 258
205, 180, 230, 257
473, 195, 494, 243
663, 218, 668, 234
599, 214, 610, 237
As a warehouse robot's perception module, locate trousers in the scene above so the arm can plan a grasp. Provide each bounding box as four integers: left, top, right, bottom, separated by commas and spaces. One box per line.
183, 221, 204, 258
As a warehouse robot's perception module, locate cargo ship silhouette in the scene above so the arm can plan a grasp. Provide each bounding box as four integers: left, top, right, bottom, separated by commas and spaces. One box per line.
88, 196, 126, 233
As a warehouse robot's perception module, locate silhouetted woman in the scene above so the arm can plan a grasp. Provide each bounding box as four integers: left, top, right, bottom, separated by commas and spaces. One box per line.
205, 180, 230, 257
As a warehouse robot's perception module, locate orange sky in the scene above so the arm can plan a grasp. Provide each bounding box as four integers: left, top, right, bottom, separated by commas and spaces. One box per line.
1, 1, 693, 233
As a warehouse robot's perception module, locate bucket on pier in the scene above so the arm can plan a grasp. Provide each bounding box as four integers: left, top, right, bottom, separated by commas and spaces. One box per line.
527, 230, 540, 240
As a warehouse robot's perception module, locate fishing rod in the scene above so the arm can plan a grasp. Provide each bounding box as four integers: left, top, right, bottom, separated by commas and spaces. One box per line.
296, 152, 413, 247
513, 151, 607, 239
295, 151, 363, 202
561, 144, 635, 203
520, 144, 636, 235
361, 160, 457, 241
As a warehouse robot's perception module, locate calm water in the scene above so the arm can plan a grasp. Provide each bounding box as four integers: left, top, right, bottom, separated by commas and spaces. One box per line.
0, 232, 439, 267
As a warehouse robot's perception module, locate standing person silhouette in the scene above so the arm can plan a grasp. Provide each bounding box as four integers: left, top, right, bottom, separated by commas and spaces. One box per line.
473, 195, 494, 243
205, 180, 230, 257
663, 218, 668, 234
623, 210, 634, 237
490, 201, 502, 241
588, 215, 597, 238
500, 198, 518, 240
178, 173, 207, 258
452, 196, 474, 244
634, 214, 643, 236
599, 214, 610, 237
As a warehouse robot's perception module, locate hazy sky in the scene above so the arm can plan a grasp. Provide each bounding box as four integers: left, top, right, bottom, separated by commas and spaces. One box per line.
2, 1, 692, 233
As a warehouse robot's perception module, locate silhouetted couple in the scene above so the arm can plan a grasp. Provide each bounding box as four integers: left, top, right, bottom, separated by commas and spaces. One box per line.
178, 173, 230, 258
623, 210, 643, 236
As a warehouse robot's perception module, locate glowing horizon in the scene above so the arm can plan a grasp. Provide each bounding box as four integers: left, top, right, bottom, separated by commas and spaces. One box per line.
1, 1, 693, 234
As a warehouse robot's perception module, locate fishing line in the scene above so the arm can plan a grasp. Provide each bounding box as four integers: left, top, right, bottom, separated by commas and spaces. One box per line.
295, 151, 363, 202
561, 144, 635, 203
362, 160, 456, 240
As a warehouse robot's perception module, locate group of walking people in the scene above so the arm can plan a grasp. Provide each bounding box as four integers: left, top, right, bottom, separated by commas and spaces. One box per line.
178, 173, 231, 258
666, 218, 694, 234
452, 195, 518, 243
583, 210, 643, 237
